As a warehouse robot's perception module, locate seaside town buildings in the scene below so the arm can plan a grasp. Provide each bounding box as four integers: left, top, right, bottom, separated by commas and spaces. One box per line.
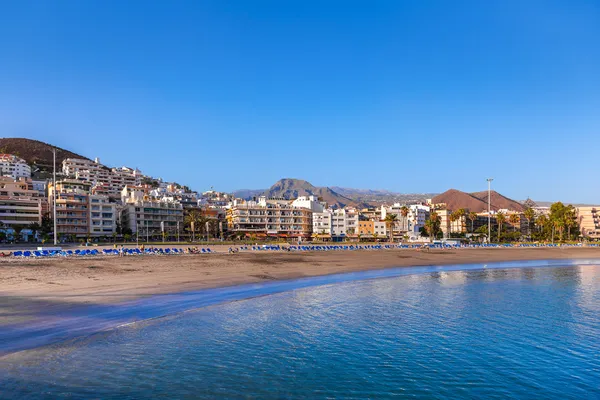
119, 186, 184, 239
0, 177, 45, 241
576, 207, 600, 240
226, 196, 315, 240
0, 150, 599, 244
0, 154, 31, 179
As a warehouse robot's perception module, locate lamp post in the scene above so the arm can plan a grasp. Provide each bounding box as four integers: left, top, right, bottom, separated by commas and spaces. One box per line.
487, 178, 493, 243
53, 148, 58, 245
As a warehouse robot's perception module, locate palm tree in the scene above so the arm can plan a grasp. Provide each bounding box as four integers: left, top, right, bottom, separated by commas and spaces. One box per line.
384, 214, 397, 243
400, 206, 409, 232
425, 211, 440, 242
12, 224, 25, 242
456, 208, 466, 233
28, 222, 41, 242
536, 214, 548, 234
468, 212, 478, 233
496, 211, 506, 242
184, 209, 203, 242
449, 212, 458, 235
509, 214, 520, 233
523, 207, 535, 238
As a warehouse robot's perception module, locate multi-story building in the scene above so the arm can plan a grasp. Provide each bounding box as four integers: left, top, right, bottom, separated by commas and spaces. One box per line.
48, 179, 91, 238
0, 154, 31, 179
227, 196, 312, 240
62, 158, 144, 198
577, 206, 600, 240
381, 204, 411, 236
331, 208, 359, 240
357, 220, 374, 236
120, 186, 184, 238
89, 195, 117, 236
374, 221, 387, 237
312, 209, 333, 239
0, 177, 45, 240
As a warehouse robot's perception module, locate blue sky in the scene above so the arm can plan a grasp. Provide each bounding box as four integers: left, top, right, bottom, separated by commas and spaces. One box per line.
1, 1, 599, 202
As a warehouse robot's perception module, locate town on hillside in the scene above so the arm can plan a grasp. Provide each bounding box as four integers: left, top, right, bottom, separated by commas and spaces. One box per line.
0, 147, 597, 245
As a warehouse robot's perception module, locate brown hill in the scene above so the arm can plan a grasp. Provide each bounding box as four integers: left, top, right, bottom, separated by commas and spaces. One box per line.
470, 190, 524, 212
0, 138, 90, 170
432, 189, 524, 212
262, 178, 369, 208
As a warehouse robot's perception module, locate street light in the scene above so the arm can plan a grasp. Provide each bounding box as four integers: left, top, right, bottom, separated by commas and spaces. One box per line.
487, 178, 493, 242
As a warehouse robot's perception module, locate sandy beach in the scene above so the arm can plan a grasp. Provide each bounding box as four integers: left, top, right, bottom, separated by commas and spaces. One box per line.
2, 246, 600, 327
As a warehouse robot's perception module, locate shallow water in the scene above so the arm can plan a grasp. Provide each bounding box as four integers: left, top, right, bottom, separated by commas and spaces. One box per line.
2, 263, 600, 399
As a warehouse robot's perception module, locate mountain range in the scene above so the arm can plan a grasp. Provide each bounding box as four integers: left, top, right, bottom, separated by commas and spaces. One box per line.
232, 179, 435, 209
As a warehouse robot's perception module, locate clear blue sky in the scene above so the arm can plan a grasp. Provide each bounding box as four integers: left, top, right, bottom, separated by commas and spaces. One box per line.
1, 1, 599, 203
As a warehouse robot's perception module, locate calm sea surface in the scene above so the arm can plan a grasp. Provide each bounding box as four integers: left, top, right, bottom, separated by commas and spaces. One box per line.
2, 264, 600, 399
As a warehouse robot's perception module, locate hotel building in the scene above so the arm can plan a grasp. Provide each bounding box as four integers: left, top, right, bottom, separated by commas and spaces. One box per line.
48, 179, 92, 238
227, 196, 313, 240
0, 177, 45, 240
577, 206, 600, 240
120, 186, 184, 238
0, 154, 31, 179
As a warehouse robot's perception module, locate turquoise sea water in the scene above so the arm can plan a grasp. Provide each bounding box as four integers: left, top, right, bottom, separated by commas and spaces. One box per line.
2, 263, 600, 399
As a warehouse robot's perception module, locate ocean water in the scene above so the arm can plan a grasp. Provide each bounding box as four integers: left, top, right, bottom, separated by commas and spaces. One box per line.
2, 264, 600, 399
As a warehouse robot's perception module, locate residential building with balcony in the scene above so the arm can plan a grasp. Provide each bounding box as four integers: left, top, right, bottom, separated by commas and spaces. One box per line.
0, 177, 45, 240
577, 206, 600, 239
312, 209, 333, 239
63, 158, 144, 198
331, 208, 359, 240
227, 196, 312, 240
48, 179, 91, 238
89, 195, 117, 236
0, 154, 31, 179
120, 186, 184, 238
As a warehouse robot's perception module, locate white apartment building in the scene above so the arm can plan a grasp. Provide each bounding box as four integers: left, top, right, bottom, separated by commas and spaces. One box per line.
63, 158, 144, 198
0, 154, 31, 179
120, 186, 184, 237
89, 195, 117, 236
313, 209, 333, 236
374, 221, 387, 236
227, 196, 313, 240
291, 195, 326, 213
331, 208, 359, 239
408, 205, 430, 234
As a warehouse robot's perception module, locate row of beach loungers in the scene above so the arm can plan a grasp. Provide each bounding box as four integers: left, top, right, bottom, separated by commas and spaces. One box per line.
11, 248, 193, 257
9, 242, 595, 258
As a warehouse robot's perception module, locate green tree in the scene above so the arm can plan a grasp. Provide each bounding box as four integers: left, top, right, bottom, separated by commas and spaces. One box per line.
523, 207, 536, 238
28, 222, 41, 241
425, 211, 441, 243
468, 212, 478, 233
509, 213, 520, 233
400, 206, 409, 231
496, 212, 506, 242
384, 214, 397, 243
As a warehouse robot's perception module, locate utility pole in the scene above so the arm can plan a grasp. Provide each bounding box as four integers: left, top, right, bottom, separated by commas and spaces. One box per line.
487, 178, 493, 243
53, 148, 58, 245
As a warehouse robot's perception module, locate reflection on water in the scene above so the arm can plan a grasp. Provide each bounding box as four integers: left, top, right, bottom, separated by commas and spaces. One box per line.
2, 265, 600, 399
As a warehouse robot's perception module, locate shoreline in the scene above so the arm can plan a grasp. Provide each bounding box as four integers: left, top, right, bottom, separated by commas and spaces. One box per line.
2, 248, 600, 355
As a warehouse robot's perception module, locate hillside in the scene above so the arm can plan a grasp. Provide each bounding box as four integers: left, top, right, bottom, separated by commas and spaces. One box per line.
0, 138, 90, 171
262, 178, 369, 208
331, 186, 436, 205
432, 189, 524, 212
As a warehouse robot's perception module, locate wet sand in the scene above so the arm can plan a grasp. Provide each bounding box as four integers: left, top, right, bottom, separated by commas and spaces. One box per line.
3, 247, 600, 327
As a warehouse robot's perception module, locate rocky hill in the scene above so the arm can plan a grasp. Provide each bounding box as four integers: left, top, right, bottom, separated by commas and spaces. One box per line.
0, 138, 90, 172
432, 189, 524, 212
261, 178, 369, 208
